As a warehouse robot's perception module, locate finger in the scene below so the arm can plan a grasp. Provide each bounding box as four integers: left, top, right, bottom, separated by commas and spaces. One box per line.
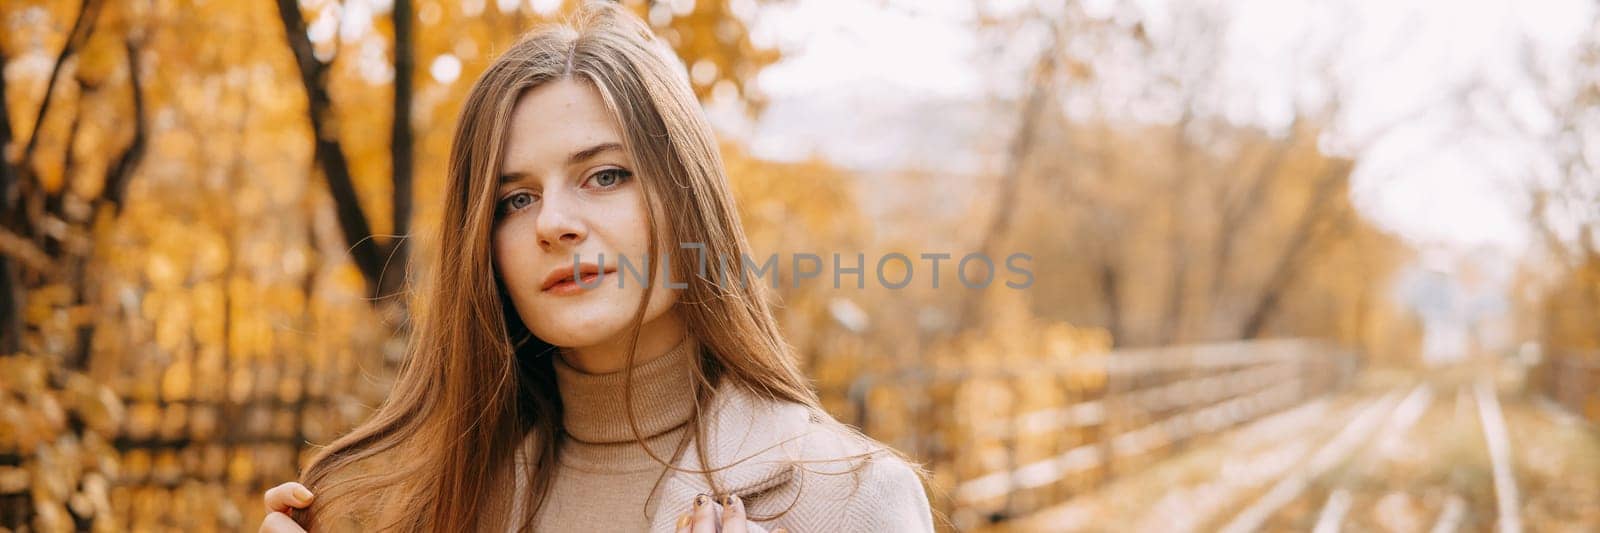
690, 493, 719, 533
674, 512, 692, 533
719, 494, 747, 533
259, 511, 307, 533
263, 482, 315, 513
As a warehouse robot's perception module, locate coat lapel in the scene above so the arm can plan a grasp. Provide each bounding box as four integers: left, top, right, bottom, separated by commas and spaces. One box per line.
646, 382, 813, 531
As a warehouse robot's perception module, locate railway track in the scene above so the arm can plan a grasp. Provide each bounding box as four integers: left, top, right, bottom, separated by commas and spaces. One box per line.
986, 368, 1600, 533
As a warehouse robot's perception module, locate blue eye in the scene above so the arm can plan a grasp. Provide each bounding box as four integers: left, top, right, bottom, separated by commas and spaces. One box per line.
498, 191, 539, 215
588, 169, 633, 189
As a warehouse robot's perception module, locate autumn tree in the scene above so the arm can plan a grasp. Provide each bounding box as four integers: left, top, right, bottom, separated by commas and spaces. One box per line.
1, 0, 789, 529
956, 0, 1419, 352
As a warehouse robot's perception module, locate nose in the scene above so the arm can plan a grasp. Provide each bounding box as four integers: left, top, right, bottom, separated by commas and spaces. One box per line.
535, 191, 587, 250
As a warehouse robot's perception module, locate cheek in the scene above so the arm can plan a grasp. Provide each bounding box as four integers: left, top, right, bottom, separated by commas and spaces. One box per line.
604, 188, 656, 256
491, 222, 536, 291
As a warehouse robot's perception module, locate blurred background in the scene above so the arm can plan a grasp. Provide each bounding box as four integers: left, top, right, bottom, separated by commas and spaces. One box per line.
2, 0, 1599, 531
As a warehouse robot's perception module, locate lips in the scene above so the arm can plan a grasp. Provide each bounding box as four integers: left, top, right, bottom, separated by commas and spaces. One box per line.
540, 262, 616, 293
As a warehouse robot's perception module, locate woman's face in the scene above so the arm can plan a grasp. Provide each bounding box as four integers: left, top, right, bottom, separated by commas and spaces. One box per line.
492, 78, 680, 359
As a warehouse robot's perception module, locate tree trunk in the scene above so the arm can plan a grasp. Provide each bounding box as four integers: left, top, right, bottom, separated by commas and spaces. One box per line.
1239, 160, 1350, 338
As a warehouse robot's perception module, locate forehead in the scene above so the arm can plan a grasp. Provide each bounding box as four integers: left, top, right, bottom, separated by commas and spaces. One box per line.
502, 78, 624, 171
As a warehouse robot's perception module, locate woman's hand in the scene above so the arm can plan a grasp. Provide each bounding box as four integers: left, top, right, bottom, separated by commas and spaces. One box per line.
259, 481, 314, 533
673, 493, 786, 533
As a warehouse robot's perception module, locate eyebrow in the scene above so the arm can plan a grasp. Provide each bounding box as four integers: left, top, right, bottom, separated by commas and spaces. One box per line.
499, 142, 624, 184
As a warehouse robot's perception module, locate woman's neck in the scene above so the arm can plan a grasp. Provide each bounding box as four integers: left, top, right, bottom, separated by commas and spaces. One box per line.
557, 309, 689, 374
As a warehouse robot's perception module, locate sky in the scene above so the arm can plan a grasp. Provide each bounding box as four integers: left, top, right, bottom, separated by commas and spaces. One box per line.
295, 0, 1596, 254
712, 0, 1598, 358
723, 0, 1597, 255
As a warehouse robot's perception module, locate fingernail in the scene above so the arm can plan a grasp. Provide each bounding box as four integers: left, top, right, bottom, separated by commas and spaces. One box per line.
677, 514, 691, 528
693, 493, 710, 508
773, 528, 788, 533
294, 486, 315, 502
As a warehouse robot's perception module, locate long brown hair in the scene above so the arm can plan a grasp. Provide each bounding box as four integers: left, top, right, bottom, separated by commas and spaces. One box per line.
292, 2, 918, 531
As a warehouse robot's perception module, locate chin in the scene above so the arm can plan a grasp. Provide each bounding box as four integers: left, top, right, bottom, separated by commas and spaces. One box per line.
528, 304, 635, 349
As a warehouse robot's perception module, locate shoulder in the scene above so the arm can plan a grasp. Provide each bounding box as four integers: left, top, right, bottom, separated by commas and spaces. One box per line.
837, 450, 936, 532
698, 382, 935, 532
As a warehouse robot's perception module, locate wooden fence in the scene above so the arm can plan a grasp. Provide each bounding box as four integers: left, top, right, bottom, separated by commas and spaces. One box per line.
1533, 350, 1600, 423
822, 339, 1361, 531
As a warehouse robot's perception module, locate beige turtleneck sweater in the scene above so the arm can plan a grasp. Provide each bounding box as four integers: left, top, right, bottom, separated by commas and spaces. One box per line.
513, 335, 936, 532
526, 334, 700, 531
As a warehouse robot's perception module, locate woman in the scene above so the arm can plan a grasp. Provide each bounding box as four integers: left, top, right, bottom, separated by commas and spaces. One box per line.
257, 1, 936, 531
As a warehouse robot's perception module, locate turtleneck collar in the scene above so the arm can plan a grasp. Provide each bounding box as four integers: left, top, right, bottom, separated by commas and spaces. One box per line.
554, 334, 699, 445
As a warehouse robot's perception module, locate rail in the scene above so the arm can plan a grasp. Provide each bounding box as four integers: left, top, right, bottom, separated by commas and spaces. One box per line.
821, 338, 1361, 530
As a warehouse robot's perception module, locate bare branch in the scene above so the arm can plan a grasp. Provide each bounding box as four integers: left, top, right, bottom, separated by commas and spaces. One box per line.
104, 38, 148, 213
20, 0, 103, 170
0, 226, 53, 273
956, 24, 1060, 330
274, 0, 387, 300
383, 0, 416, 302
1239, 159, 1353, 338
1207, 120, 1302, 303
